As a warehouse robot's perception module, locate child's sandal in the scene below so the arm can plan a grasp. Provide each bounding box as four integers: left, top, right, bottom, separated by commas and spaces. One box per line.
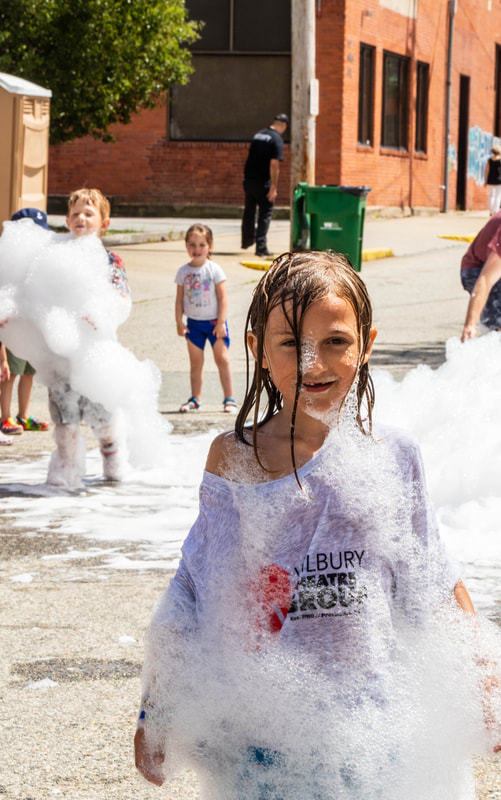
180, 397, 200, 413
223, 397, 238, 414
16, 414, 49, 431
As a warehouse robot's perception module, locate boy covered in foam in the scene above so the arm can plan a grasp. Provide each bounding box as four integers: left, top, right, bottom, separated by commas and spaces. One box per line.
0, 188, 131, 487
46, 188, 130, 486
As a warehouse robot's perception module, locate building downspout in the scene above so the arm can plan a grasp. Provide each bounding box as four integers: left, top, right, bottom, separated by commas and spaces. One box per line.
290, 0, 317, 248
443, 0, 456, 212
408, 1, 417, 212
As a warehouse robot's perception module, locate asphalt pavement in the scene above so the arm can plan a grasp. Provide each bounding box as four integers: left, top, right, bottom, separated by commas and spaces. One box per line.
2, 210, 500, 800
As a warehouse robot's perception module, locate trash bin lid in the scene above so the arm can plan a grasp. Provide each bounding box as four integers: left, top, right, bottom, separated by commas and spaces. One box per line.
305, 184, 371, 197
337, 185, 371, 197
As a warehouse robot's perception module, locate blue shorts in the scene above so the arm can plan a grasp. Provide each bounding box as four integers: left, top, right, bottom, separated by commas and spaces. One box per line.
461, 265, 501, 330
236, 747, 382, 800
186, 317, 230, 351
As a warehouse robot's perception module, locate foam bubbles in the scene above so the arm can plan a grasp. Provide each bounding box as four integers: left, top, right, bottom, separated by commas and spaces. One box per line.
0, 219, 170, 480
140, 422, 501, 799
373, 333, 501, 507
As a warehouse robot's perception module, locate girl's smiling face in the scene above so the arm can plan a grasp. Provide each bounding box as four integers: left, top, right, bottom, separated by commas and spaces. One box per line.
185, 232, 210, 266
249, 290, 376, 420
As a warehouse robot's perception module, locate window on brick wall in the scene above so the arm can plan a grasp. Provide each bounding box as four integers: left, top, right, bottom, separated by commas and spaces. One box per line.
358, 44, 375, 146
415, 61, 429, 153
169, 0, 291, 141
495, 45, 501, 137
381, 51, 409, 149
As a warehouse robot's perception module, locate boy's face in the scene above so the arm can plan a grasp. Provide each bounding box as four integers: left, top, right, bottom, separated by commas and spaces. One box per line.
66, 198, 110, 238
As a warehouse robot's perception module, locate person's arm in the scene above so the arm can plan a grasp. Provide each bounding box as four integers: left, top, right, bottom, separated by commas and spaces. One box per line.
461, 249, 501, 341
0, 343, 10, 382
452, 580, 501, 752
453, 580, 476, 614
175, 284, 188, 337
134, 726, 165, 786
267, 158, 280, 202
135, 562, 199, 785
214, 280, 228, 339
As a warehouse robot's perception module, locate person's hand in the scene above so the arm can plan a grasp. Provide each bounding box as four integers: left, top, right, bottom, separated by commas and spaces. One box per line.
0, 317, 9, 328
461, 323, 476, 342
134, 727, 165, 786
0, 361, 10, 382
481, 667, 501, 753
177, 322, 188, 337
267, 186, 278, 202
214, 321, 227, 339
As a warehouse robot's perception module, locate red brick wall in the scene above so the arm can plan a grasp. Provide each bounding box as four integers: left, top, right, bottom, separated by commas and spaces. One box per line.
315, 0, 346, 184
319, 0, 450, 210
330, 0, 501, 211
48, 105, 291, 209
48, 0, 501, 212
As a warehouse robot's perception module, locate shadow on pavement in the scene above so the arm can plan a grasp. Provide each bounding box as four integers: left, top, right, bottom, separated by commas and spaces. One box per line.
371, 342, 446, 376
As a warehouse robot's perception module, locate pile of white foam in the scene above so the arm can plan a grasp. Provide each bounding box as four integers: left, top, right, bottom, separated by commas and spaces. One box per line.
0, 219, 169, 473
373, 332, 501, 610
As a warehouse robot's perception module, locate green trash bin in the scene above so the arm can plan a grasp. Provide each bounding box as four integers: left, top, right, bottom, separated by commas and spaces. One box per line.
292, 183, 371, 271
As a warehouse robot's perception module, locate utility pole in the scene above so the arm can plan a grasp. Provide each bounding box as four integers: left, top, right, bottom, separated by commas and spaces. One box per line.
443, 0, 456, 212
290, 0, 317, 245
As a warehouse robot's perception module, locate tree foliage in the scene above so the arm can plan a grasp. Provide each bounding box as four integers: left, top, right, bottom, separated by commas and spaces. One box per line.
0, 0, 200, 144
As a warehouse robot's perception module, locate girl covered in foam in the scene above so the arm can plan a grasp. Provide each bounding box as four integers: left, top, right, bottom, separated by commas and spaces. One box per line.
136, 252, 501, 800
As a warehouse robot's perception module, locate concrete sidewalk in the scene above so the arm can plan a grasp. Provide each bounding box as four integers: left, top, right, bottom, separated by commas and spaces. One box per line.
48, 207, 488, 256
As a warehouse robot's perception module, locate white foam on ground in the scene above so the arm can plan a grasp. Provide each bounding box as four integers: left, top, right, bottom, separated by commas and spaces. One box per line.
1, 335, 501, 616
373, 332, 501, 614
1, 432, 215, 572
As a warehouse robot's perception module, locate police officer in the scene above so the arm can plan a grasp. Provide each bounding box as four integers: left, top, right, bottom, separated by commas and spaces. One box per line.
241, 113, 288, 257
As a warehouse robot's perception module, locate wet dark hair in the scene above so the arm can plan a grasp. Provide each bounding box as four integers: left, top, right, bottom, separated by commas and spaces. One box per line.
185, 223, 213, 257
235, 251, 375, 480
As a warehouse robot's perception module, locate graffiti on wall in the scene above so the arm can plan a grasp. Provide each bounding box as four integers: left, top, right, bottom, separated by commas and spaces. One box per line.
448, 142, 457, 174
467, 126, 501, 184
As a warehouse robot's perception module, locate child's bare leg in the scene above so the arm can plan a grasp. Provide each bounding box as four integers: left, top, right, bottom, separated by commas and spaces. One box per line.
47, 423, 85, 488
187, 339, 204, 401
93, 422, 124, 481
213, 339, 234, 399
1, 374, 16, 421
17, 373, 34, 420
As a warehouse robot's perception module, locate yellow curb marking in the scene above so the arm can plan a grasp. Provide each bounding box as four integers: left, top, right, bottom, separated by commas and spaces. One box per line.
240, 260, 273, 271
362, 248, 394, 261
438, 234, 476, 242
241, 248, 395, 271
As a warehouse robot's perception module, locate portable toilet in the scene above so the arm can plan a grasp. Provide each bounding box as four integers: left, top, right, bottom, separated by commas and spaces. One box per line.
0, 72, 52, 225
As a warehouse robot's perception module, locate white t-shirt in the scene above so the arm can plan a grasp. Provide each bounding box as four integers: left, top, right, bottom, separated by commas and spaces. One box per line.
158, 424, 458, 665
174, 260, 226, 320
140, 425, 476, 800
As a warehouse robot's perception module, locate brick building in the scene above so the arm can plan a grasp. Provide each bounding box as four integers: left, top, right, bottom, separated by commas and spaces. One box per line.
48, 0, 501, 214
